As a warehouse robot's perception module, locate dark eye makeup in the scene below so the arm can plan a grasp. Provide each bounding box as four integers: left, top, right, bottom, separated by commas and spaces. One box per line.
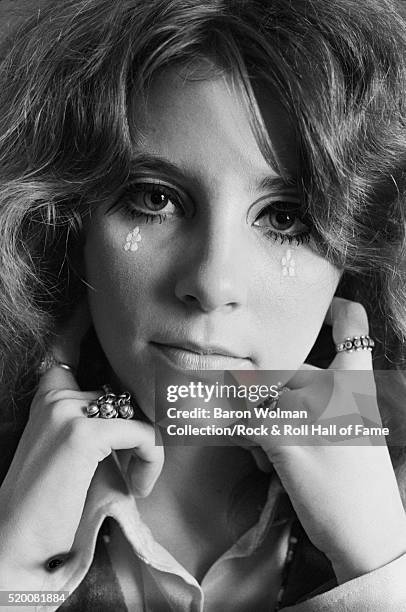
107, 182, 183, 224
253, 201, 311, 245
109, 181, 312, 246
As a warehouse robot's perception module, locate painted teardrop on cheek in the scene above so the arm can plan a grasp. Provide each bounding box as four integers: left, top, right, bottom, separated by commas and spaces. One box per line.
123, 226, 142, 252
281, 248, 296, 277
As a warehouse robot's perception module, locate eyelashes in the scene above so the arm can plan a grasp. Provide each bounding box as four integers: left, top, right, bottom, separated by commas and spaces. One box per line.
264, 230, 311, 246
253, 200, 311, 245
119, 183, 182, 223
114, 181, 313, 246
127, 209, 169, 224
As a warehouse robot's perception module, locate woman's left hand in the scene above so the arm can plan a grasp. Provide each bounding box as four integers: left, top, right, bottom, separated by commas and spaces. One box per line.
246, 297, 406, 583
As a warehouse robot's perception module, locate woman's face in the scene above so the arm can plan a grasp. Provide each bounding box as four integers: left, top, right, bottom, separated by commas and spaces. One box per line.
84, 68, 342, 414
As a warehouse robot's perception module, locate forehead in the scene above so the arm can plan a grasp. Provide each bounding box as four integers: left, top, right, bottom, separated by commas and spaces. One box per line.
131, 67, 298, 182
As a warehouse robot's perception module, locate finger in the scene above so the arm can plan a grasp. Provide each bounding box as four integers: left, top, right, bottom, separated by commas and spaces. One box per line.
39, 300, 91, 393
28, 390, 103, 422
89, 419, 164, 496
41, 390, 103, 402
325, 297, 372, 370
127, 427, 165, 497
92, 418, 162, 460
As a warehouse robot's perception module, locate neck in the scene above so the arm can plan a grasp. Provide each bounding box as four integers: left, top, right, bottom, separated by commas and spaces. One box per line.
131, 443, 269, 580
155, 442, 255, 505
129, 440, 262, 531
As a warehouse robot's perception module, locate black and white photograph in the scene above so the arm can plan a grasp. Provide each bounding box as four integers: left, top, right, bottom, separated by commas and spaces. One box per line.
0, 0, 406, 610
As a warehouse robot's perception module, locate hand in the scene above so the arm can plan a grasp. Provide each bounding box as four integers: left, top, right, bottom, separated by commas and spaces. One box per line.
0, 302, 164, 586
245, 297, 406, 583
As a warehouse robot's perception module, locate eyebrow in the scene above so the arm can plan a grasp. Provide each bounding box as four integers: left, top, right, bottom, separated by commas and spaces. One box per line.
128, 154, 189, 189
129, 153, 299, 193
257, 175, 299, 193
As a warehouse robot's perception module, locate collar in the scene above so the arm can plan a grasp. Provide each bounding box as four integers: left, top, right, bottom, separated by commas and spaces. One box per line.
62, 450, 292, 596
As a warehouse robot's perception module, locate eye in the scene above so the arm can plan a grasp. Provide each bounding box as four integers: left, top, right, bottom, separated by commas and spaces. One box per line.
127, 183, 181, 215
113, 181, 186, 223
253, 201, 310, 236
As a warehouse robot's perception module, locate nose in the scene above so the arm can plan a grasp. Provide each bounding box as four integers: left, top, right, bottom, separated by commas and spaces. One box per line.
174, 220, 249, 313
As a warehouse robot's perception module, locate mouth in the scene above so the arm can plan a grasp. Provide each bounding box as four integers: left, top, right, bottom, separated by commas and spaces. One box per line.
150, 341, 253, 370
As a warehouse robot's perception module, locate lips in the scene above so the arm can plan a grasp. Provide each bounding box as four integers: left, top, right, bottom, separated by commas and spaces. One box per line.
150, 340, 252, 370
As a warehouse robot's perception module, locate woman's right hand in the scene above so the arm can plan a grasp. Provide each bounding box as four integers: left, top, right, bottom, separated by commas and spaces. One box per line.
0, 303, 164, 587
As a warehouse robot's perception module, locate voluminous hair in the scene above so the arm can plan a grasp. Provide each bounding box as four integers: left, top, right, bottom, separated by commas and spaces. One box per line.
0, 0, 406, 425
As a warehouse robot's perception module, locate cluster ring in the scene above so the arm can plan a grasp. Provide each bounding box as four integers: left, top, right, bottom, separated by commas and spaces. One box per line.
86, 385, 136, 420
335, 335, 375, 353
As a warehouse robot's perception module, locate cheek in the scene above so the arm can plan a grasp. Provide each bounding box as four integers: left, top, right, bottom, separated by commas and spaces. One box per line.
251, 247, 341, 369
83, 221, 154, 351
84, 216, 341, 377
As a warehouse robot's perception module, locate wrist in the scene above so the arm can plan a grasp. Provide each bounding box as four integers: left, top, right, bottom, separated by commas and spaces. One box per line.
330, 533, 406, 584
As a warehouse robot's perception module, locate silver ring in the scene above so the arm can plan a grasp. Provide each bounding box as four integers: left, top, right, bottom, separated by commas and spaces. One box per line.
38, 355, 76, 376
335, 335, 375, 353
86, 385, 136, 420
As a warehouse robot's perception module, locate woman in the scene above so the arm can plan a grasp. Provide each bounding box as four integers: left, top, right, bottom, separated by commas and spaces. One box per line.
0, 0, 406, 610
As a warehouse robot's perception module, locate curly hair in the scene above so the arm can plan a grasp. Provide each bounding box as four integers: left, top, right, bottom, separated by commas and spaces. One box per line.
0, 0, 406, 429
